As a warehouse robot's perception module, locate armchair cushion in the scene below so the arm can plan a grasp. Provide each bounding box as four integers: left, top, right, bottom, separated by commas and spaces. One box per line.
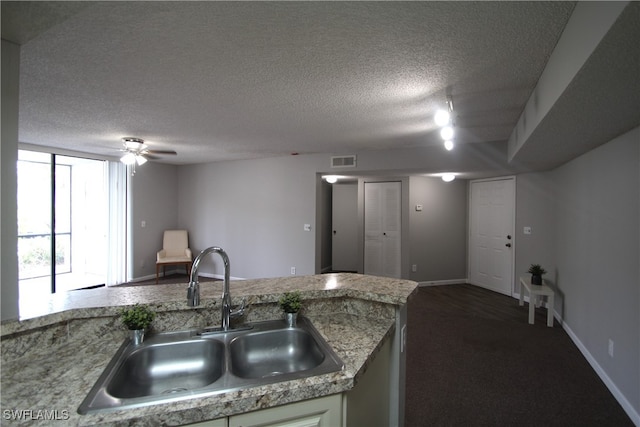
156, 230, 192, 264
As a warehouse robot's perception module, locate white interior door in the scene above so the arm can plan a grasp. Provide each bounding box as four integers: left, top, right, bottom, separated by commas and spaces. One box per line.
332, 182, 358, 272
364, 182, 401, 278
469, 178, 515, 296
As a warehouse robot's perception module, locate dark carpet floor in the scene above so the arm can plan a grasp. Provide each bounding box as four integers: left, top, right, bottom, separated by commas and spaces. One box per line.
404, 284, 633, 427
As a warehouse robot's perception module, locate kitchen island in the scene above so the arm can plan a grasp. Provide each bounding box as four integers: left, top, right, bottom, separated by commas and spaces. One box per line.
1, 273, 417, 426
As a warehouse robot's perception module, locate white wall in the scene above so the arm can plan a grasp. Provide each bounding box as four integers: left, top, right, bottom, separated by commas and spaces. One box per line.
552, 126, 639, 418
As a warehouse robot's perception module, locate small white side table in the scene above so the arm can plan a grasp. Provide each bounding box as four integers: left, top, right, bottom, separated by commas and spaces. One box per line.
519, 276, 555, 327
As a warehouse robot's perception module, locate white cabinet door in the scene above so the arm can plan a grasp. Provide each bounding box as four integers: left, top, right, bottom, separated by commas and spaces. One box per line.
364, 182, 401, 278
228, 394, 342, 427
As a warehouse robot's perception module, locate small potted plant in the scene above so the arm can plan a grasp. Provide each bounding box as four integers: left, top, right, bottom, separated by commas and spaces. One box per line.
279, 291, 302, 328
119, 304, 156, 345
528, 264, 547, 286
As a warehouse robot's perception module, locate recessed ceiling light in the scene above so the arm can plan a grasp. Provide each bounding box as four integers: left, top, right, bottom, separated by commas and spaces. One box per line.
444, 140, 454, 151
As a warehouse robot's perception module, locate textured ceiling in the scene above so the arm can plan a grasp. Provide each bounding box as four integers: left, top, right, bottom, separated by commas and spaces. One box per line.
4, 1, 580, 165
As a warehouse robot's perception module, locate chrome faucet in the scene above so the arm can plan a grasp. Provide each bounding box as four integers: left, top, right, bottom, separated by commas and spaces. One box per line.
187, 246, 245, 331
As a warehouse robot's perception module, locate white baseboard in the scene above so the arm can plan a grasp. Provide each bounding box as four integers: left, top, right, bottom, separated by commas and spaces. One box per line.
559, 315, 640, 426
124, 271, 246, 284
197, 272, 246, 281
418, 278, 468, 287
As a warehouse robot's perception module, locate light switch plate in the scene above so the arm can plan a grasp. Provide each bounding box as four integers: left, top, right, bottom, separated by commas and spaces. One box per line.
524, 226, 532, 235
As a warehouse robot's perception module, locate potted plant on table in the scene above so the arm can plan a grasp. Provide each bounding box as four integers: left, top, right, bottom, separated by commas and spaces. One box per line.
527, 264, 547, 286
279, 291, 302, 328
119, 304, 156, 345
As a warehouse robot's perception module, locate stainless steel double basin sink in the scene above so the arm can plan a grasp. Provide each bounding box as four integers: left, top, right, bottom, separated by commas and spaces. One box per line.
78, 316, 344, 414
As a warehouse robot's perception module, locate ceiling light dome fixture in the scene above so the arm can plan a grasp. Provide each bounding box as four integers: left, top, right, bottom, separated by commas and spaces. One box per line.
324, 175, 339, 184
441, 173, 456, 182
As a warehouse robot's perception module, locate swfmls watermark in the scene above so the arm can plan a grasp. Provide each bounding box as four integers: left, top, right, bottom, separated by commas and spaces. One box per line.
2, 409, 70, 421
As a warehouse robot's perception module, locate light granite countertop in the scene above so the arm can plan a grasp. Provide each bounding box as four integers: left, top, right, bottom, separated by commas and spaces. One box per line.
0, 273, 417, 426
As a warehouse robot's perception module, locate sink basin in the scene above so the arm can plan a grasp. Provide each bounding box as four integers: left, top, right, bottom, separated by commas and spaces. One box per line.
78, 317, 343, 415
230, 328, 325, 379
107, 339, 224, 398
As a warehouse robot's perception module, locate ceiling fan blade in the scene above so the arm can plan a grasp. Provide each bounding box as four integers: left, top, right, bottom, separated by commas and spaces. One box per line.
145, 149, 177, 155
144, 154, 162, 160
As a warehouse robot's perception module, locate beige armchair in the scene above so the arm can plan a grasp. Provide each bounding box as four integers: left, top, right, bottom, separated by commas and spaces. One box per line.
156, 230, 192, 284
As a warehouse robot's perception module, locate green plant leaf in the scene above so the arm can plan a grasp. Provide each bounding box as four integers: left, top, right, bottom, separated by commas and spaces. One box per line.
279, 291, 302, 313
119, 304, 156, 330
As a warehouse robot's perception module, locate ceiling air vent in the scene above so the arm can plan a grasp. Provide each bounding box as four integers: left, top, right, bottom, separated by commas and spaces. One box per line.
330, 155, 356, 168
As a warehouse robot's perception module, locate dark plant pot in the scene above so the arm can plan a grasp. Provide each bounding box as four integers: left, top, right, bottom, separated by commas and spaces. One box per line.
531, 274, 542, 286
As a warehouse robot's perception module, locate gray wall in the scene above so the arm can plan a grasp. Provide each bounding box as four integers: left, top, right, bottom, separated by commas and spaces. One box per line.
552, 126, 639, 414
1, 40, 20, 321
177, 155, 324, 279
515, 172, 557, 293
409, 176, 467, 282
130, 162, 180, 279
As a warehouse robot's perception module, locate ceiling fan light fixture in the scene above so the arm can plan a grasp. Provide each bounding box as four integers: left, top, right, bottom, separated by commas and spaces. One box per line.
135, 155, 148, 166
444, 140, 454, 151
120, 152, 136, 165
122, 137, 145, 150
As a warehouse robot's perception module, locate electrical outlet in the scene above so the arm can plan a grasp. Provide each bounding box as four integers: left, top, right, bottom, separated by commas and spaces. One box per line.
608, 339, 614, 357
141, 259, 146, 268
290, 267, 296, 275
411, 264, 417, 272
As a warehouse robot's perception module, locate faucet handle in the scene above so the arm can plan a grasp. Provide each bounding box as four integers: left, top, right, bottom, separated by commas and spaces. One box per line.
187, 282, 200, 307
231, 298, 247, 318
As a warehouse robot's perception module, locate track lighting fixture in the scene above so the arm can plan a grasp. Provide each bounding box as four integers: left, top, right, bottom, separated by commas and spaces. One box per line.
434, 96, 456, 151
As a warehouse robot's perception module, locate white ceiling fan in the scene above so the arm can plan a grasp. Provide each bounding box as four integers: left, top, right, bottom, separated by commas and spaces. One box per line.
119, 137, 177, 171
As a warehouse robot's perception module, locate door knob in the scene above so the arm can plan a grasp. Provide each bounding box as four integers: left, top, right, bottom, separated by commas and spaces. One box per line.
507, 235, 512, 240
505, 243, 512, 248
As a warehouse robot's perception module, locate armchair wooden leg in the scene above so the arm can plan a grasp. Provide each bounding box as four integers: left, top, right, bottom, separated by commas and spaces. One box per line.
156, 264, 160, 284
